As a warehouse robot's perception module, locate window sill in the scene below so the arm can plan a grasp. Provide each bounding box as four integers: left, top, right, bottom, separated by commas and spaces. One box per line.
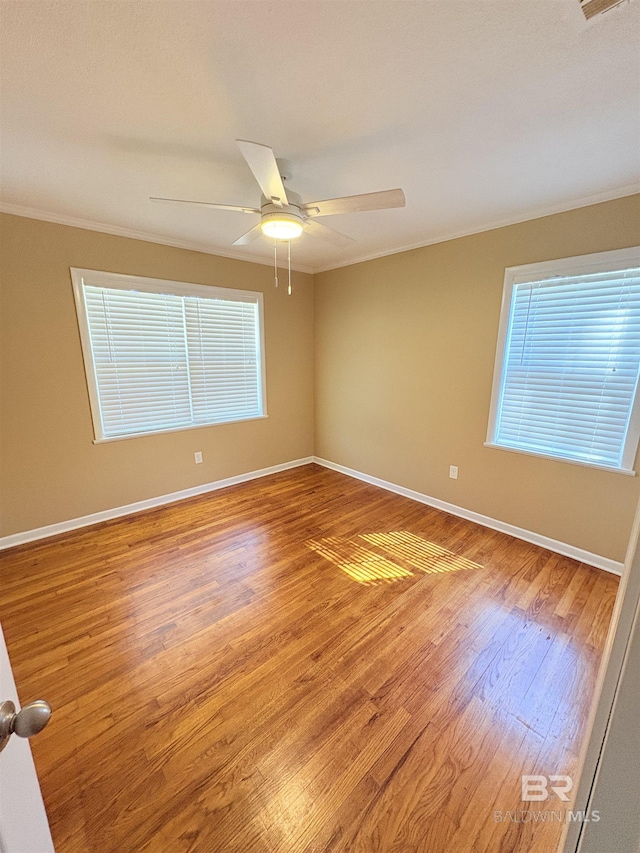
483, 442, 636, 476
92, 414, 269, 444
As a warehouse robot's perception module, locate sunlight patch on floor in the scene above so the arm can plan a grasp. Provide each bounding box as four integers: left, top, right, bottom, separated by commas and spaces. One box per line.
308, 536, 414, 584
362, 531, 483, 575
307, 530, 483, 585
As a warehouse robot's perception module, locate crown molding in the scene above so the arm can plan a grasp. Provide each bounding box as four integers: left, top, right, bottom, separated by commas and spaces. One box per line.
313, 183, 640, 274
0, 203, 316, 275
2, 184, 638, 277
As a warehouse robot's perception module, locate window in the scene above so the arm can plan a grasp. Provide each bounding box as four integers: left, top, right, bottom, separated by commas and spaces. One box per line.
71, 269, 266, 441
486, 247, 640, 473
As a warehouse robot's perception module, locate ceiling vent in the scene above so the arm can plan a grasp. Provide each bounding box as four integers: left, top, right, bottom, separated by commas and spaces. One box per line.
579, 0, 630, 19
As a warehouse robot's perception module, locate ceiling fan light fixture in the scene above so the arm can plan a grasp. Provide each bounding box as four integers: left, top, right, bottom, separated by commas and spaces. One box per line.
261, 213, 303, 240
152, 141, 405, 253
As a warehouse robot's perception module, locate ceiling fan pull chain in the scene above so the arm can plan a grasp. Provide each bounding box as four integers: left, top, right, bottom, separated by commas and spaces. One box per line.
274, 240, 278, 288
288, 241, 292, 295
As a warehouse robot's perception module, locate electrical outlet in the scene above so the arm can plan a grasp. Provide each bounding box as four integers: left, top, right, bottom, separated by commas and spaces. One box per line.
194, 451, 203, 464
449, 465, 458, 479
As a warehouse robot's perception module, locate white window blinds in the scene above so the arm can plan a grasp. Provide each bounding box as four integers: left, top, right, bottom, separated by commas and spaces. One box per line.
184, 297, 261, 426
73, 271, 265, 441
491, 264, 640, 470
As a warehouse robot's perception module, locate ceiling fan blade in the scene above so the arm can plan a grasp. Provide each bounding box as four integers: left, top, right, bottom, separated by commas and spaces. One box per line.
150, 197, 260, 214
232, 224, 263, 246
303, 218, 354, 247
301, 188, 405, 218
236, 140, 289, 207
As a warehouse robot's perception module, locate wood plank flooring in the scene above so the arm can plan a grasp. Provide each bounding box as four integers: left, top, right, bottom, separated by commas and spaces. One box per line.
0, 464, 619, 853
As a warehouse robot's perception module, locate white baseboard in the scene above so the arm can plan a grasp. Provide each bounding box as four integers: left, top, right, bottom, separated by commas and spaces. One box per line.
0, 457, 314, 551
1, 455, 625, 575
313, 456, 624, 576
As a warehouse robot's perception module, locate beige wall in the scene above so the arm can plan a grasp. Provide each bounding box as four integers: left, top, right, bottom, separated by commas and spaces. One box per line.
314, 194, 640, 563
0, 214, 314, 537
3, 197, 640, 559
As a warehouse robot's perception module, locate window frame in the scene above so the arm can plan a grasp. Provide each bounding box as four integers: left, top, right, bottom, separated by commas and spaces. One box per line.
485, 246, 640, 475
71, 268, 267, 443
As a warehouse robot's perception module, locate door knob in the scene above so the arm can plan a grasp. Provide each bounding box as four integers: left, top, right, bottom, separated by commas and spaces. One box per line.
0, 700, 51, 754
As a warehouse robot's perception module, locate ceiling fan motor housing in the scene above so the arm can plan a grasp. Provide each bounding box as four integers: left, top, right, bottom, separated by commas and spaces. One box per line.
260, 189, 304, 239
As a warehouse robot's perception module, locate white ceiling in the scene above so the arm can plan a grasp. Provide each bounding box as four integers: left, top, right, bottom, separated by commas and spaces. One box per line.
1, 0, 639, 273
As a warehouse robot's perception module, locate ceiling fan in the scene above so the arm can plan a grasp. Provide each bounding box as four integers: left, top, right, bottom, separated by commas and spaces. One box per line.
150, 139, 406, 248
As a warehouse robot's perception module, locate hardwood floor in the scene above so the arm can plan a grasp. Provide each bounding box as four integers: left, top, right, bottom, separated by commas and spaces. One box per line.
0, 464, 618, 853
